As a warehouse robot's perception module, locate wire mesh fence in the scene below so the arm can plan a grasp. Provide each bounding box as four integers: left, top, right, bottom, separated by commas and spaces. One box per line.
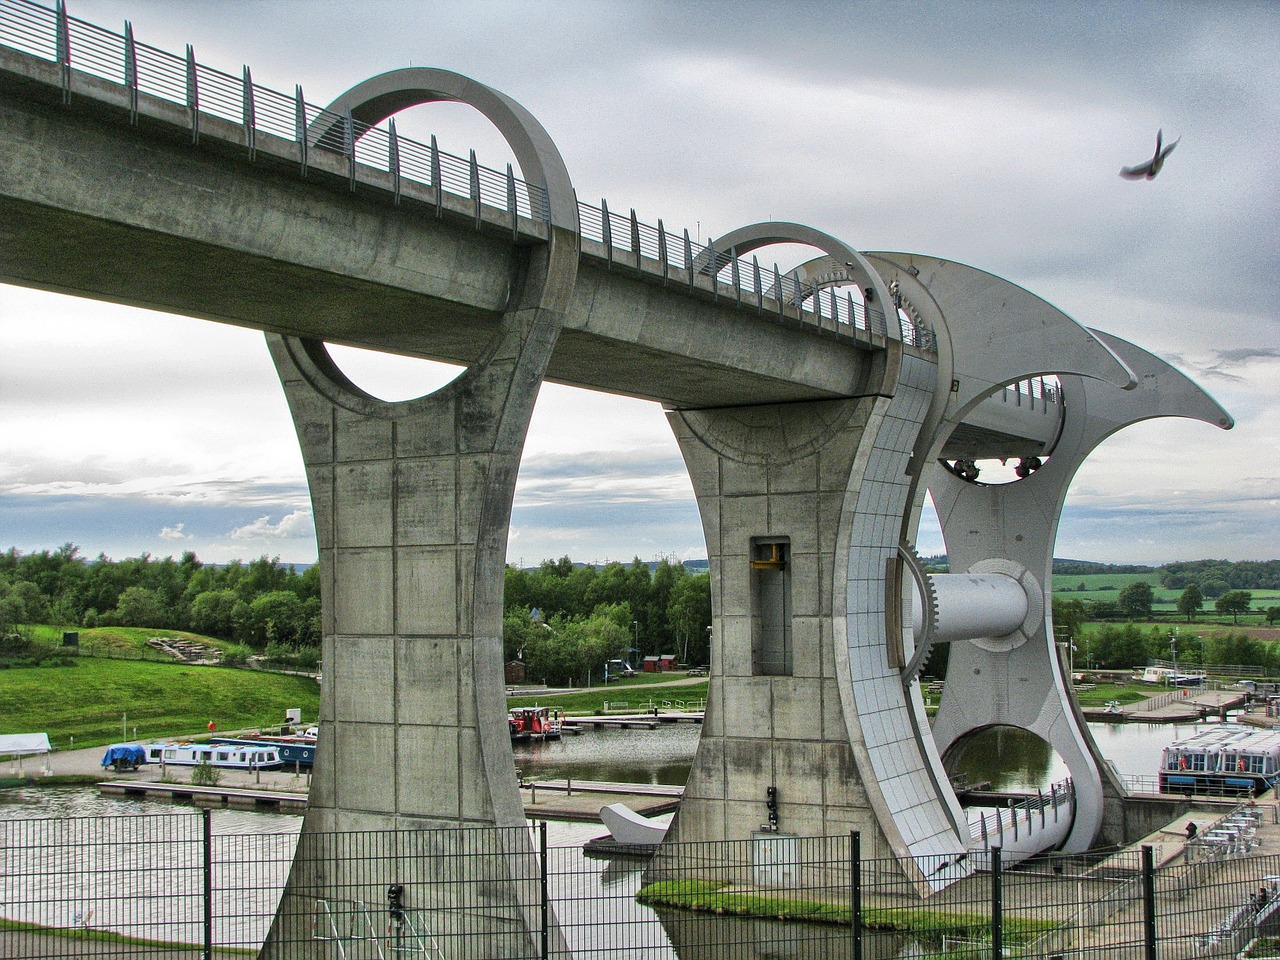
6, 811, 1280, 958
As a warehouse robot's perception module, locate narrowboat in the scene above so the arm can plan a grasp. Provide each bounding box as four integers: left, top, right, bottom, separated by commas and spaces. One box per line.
1159, 725, 1280, 796
211, 734, 317, 769
142, 742, 283, 770
509, 707, 563, 742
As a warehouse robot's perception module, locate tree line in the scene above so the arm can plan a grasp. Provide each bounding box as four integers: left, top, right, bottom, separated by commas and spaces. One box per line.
1, 545, 713, 686
502, 556, 712, 686
0, 544, 320, 653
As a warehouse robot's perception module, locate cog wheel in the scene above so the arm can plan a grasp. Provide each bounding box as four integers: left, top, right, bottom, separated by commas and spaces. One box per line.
898, 541, 939, 683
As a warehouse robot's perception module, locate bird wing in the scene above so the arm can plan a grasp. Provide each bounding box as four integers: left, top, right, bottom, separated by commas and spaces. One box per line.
1157, 136, 1180, 161
1120, 162, 1153, 178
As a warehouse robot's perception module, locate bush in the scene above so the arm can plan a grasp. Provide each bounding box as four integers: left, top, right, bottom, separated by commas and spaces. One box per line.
190, 760, 221, 786
220, 644, 253, 668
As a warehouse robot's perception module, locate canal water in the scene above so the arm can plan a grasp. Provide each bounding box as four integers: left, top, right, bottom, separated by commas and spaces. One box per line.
0, 718, 1210, 958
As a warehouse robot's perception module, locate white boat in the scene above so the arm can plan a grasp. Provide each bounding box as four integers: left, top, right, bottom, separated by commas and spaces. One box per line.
142, 742, 283, 770
1159, 724, 1280, 796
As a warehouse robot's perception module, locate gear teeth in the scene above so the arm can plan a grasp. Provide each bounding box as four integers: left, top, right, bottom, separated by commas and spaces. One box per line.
899, 541, 939, 682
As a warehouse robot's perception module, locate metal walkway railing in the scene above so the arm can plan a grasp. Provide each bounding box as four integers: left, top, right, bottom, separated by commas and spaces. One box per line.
0, 0, 938, 352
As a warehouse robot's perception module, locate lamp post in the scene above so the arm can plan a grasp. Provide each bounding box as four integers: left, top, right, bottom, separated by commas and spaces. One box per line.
631, 620, 639, 671
1170, 631, 1178, 685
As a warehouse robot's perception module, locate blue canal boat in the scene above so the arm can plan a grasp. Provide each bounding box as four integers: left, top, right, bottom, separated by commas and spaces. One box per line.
1159, 725, 1280, 796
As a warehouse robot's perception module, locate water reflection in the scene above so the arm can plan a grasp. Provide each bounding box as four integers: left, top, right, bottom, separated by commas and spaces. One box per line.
513, 723, 700, 785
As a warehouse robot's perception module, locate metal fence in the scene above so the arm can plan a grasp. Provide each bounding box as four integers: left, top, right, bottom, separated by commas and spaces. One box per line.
5, 812, 1280, 958
0, 0, 938, 353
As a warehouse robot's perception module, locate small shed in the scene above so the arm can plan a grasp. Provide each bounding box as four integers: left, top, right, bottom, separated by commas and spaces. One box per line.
642, 656, 662, 672
657, 654, 677, 672
505, 659, 527, 684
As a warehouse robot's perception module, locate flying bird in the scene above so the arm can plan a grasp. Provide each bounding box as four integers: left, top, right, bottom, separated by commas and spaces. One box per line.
1121, 129, 1179, 179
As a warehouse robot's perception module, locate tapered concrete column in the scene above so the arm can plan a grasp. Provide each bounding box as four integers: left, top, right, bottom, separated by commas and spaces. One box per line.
659, 225, 973, 893
262, 69, 578, 959
928, 330, 1231, 850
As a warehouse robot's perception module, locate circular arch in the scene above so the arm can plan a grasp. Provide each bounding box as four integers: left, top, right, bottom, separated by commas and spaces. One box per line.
314, 67, 579, 233
710, 222, 899, 345
281, 68, 580, 418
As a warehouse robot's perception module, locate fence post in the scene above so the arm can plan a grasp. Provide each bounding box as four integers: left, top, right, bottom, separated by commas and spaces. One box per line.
1142, 844, 1156, 960
850, 831, 862, 960
991, 846, 1002, 960
539, 820, 549, 960
202, 808, 213, 960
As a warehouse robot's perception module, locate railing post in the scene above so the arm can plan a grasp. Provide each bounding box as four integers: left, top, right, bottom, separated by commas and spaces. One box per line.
388, 117, 401, 205
539, 820, 550, 960
850, 831, 862, 960
55, 0, 70, 104
1142, 844, 1156, 960
469, 149, 481, 228
241, 65, 256, 159
507, 164, 518, 240
774, 265, 784, 318
630, 208, 641, 275
730, 248, 741, 304
185, 44, 199, 144
343, 108, 356, 191
202, 808, 213, 960
657, 219, 669, 281
601, 199, 613, 268
753, 255, 763, 313
683, 229, 694, 291
991, 846, 1002, 960
429, 134, 442, 217
124, 22, 138, 124
294, 84, 307, 176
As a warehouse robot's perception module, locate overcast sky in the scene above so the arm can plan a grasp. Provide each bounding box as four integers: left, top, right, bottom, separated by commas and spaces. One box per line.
1, 1, 1277, 568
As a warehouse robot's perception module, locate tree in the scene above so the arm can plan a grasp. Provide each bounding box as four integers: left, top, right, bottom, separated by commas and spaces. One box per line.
111, 585, 168, 628
190, 589, 243, 641
1201, 578, 1231, 599
1117, 581, 1154, 620
247, 590, 309, 648
1267, 607, 1280, 627
1215, 591, 1253, 625
1176, 584, 1203, 623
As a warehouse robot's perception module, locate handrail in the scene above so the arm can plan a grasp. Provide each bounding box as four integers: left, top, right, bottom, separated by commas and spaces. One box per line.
0, 0, 937, 352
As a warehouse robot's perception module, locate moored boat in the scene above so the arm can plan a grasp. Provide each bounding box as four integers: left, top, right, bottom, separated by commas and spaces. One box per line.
142, 742, 283, 770
1159, 724, 1280, 796
509, 707, 563, 742
211, 734, 316, 769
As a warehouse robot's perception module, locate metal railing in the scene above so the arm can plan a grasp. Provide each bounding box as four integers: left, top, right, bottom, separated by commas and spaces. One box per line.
5, 811, 1280, 958
0, 0, 937, 354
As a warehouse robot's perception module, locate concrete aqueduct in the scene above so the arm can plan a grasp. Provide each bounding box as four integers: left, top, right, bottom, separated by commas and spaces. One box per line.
0, 3, 1232, 954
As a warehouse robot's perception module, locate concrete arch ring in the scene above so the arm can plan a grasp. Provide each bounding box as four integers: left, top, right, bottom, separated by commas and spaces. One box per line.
276, 68, 580, 420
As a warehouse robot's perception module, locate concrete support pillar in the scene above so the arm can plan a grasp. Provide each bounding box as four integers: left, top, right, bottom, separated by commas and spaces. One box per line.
261, 68, 579, 958
664, 367, 971, 892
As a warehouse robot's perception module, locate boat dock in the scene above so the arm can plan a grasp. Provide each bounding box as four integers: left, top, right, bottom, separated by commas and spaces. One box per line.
98, 780, 309, 813
1083, 688, 1247, 723
96, 776, 683, 823
560, 711, 704, 731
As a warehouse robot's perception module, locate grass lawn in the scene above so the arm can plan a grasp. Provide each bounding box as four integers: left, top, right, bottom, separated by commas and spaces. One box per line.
0, 659, 319, 750
509, 678, 709, 715
25, 624, 238, 658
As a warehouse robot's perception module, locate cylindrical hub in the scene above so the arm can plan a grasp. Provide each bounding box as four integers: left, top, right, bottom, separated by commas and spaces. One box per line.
913, 573, 1029, 643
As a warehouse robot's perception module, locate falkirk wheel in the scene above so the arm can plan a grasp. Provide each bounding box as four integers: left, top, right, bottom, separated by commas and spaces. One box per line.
233, 72, 1233, 954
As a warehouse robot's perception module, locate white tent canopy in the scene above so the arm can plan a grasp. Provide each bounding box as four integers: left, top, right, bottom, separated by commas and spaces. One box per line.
0, 733, 51, 757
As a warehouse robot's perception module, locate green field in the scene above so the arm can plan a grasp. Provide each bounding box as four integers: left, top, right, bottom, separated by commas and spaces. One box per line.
24, 624, 239, 657
1053, 574, 1280, 615
0, 658, 319, 749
